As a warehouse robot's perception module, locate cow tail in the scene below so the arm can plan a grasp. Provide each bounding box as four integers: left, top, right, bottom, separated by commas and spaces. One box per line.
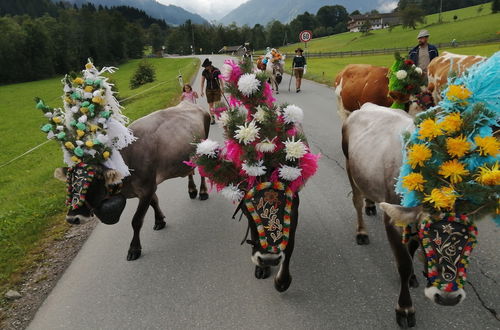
341, 125, 349, 160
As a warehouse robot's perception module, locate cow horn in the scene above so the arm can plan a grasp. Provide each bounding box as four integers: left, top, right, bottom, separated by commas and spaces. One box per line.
54, 167, 68, 182
380, 202, 424, 225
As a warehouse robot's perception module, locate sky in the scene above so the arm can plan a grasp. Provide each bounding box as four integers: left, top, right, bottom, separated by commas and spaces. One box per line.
159, 0, 399, 20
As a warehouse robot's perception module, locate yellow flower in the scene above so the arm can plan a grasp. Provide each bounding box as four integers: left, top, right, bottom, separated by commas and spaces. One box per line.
80, 107, 88, 114
446, 85, 472, 103
73, 77, 84, 85
77, 129, 85, 138
474, 136, 500, 156
92, 96, 104, 105
103, 151, 110, 159
423, 187, 458, 211
84, 85, 93, 93
71, 156, 81, 163
52, 116, 62, 124
438, 159, 470, 184
402, 172, 427, 192
65, 97, 73, 104
439, 112, 462, 133
85, 63, 94, 69
418, 118, 443, 140
407, 144, 432, 169
89, 124, 98, 132
475, 162, 500, 186
85, 140, 94, 148
446, 135, 471, 158
65, 142, 75, 150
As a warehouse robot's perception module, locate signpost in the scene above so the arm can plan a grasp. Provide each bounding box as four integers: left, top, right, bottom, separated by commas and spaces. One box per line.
299, 30, 313, 57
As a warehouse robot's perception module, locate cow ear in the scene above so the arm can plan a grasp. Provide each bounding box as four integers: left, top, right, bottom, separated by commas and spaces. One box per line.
379, 202, 424, 225
104, 169, 124, 185
54, 167, 68, 181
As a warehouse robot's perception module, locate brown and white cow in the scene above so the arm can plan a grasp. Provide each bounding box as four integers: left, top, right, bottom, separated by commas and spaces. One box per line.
427, 52, 485, 103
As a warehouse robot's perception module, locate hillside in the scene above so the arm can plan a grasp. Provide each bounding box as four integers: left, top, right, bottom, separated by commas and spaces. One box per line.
54, 0, 207, 25
279, 4, 500, 53
220, 0, 373, 26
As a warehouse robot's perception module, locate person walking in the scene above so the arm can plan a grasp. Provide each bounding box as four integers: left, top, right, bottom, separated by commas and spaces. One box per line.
200, 58, 223, 124
408, 30, 439, 74
292, 48, 307, 93
180, 84, 198, 103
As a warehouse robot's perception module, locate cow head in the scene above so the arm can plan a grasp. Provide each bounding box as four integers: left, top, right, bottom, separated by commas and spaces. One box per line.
54, 163, 126, 225
389, 90, 435, 116
380, 203, 478, 306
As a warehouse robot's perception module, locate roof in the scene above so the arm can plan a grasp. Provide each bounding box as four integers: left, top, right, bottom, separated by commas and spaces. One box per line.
349, 13, 400, 21
218, 45, 244, 53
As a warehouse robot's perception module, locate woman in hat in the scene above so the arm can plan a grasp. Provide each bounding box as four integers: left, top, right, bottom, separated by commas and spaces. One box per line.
292, 48, 307, 93
200, 58, 223, 124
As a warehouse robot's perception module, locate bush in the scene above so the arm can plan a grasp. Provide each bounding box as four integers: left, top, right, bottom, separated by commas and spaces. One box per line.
130, 61, 155, 89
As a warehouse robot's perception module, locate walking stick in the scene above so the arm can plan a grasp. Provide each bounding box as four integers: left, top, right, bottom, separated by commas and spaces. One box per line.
288, 64, 294, 92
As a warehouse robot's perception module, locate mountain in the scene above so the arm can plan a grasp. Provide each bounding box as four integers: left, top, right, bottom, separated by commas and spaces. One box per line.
56, 0, 208, 25
220, 0, 375, 26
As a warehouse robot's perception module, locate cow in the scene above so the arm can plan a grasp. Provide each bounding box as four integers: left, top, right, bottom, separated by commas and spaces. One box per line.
427, 52, 485, 103
54, 101, 211, 261
266, 60, 284, 94
342, 103, 477, 327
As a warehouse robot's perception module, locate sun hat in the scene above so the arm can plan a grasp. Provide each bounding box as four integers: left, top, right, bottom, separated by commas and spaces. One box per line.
202, 58, 212, 67
417, 30, 430, 39
295, 48, 304, 53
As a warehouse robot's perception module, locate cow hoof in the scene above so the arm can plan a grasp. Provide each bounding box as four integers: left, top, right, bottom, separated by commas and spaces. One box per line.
274, 275, 292, 292
409, 274, 419, 288
365, 206, 377, 216
126, 248, 142, 261
189, 190, 198, 199
276, 91, 279, 94
153, 219, 166, 231
356, 233, 370, 245
395, 309, 416, 328
199, 193, 209, 201
255, 266, 271, 279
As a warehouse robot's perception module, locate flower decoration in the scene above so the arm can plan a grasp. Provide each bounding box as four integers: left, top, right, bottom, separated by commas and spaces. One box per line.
396, 70, 408, 80
396, 52, 500, 222
189, 58, 319, 202
196, 139, 220, 158
388, 52, 427, 109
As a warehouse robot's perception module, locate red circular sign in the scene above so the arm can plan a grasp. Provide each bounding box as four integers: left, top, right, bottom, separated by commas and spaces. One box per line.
299, 30, 313, 43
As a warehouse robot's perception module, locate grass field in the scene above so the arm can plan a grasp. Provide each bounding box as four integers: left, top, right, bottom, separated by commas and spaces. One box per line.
287, 43, 500, 85
279, 4, 500, 54
0, 57, 199, 294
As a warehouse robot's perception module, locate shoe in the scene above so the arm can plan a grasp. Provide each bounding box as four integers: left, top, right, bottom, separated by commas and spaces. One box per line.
296, 89, 300, 93
211, 119, 215, 125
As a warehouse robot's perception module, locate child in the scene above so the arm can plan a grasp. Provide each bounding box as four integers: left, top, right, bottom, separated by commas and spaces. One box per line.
180, 84, 198, 103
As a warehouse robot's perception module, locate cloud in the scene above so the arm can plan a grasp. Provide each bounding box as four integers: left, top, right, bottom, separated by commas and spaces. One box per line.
158, 0, 248, 20
377, 0, 398, 13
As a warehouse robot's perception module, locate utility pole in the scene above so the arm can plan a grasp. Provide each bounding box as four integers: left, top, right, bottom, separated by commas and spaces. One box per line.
191, 23, 195, 55
439, 0, 443, 23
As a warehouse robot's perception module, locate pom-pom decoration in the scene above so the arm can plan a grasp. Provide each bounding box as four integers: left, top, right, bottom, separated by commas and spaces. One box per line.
190, 58, 320, 202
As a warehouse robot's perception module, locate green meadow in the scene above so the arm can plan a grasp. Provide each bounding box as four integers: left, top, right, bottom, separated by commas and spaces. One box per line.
0, 57, 199, 294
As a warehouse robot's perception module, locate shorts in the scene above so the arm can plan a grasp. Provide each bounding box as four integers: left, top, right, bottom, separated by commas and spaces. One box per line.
206, 88, 221, 104
294, 67, 304, 78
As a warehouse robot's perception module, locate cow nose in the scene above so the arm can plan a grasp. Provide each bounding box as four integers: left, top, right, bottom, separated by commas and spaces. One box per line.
434, 293, 462, 306
66, 217, 80, 225
258, 255, 282, 267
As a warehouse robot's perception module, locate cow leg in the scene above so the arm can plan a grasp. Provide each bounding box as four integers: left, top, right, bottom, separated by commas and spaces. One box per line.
384, 213, 416, 328
365, 199, 377, 216
274, 195, 299, 292
188, 172, 198, 199
127, 193, 154, 261
151, 193, 166, 231
407, 238, 420, 288
275, 80, 279, 94
199, 175, 209, 200
347, 166, 370, 245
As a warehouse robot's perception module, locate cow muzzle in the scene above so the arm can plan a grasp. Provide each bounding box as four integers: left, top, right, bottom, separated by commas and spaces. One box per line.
425, 286, 466, 306
251, 251, 284, 267
66, 214, 93, 225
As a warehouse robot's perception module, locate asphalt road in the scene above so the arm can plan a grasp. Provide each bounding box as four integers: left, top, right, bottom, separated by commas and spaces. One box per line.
28, 55, 499, 329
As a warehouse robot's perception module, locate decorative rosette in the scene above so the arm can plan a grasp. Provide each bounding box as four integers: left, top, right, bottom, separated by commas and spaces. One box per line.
190, 58, 320, 202
36, 59, 136, 178
388, 52, 427, 110
396, 52, 500, 224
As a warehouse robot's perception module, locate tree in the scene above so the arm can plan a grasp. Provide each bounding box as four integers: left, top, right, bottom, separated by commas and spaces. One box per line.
267, 20, 286, 47
401, 4, 425, 29
359, 20, 371, 35
148, 23, 164, 54
316, 5, 348, 29
350, 10, 361, 15
493, 0, 500, 13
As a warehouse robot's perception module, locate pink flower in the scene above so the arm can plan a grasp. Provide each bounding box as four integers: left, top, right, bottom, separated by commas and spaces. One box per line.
220, 59, 242, 83
263, 82, 275, 107
225, 139, 244, 168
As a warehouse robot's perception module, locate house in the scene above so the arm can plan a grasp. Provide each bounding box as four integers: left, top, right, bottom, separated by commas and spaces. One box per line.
348, 13, 401, 32
218, 45, 245, 55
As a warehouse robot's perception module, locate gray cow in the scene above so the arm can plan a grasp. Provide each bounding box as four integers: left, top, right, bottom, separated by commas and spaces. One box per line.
55, 101, 211, 260
342, 103, 472, 327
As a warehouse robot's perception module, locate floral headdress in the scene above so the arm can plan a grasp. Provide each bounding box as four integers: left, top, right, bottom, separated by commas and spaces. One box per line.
396, 52, 500, 224
388, 52, 427, 110
189, 58, 320, 202
35, 59, 136, 179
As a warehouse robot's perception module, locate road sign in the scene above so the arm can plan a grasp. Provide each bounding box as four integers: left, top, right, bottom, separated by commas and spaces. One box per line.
299, 30, 313, 43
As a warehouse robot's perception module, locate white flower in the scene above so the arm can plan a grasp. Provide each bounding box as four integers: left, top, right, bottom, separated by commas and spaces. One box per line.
242, 160, 266, 176
56, 125, 64, 131
93, 90, 102, 97
283, 105, 304, 124
256, 138, 276, 153
253, 106, 267, 123
218, 111, 230, 127
70, 106, 79, 113
83, 92, 93, 99
47, 131, 55, 139
98, 117, 107, 124
415, 67, 423, 75
234, 121, 260, 145
238, 73, 261, 97
78, 115, 87, 123
96, 133, 109, 145
279, 165, 302, 181
44, 112, 53, 118
76, 140, 84, 146
221, 63, 233, 81
196, 139, 219, 158
284, 137, 307, 160
221, 184, 244, 202
396, 70, 408, 80
63, 84, 72, 93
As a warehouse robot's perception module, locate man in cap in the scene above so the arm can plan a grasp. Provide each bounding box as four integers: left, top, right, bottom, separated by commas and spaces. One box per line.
408, 30, 439, 74
292, 48, 307, 93
200, 58, 223, 124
